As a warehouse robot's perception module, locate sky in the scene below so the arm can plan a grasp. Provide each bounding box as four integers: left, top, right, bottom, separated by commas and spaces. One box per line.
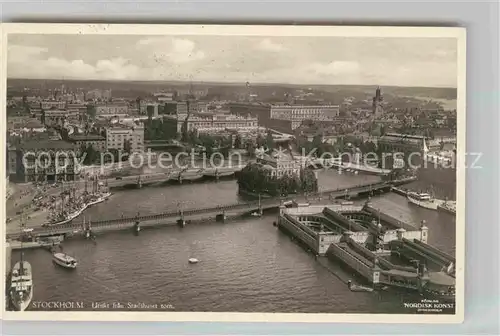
7, 34, 458, 88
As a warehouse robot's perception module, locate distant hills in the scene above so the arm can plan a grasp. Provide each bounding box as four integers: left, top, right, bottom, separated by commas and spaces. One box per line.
7, 78, 457, 100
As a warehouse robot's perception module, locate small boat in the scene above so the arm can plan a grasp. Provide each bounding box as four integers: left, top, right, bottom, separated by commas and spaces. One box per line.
188, 258, 199, 264
347, 280, 374, 292
10, 260, 34, 311
52, 252, 78, 269
251, 211, 262, 217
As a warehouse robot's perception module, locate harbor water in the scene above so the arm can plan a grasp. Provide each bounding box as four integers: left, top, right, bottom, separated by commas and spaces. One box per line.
10, 166, 456, 313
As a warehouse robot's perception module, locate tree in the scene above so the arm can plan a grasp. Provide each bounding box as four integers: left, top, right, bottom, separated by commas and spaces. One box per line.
40, 109, 46, 125
256, 133, 266, 148
234, 134, 243, 149
123, 139, 132, 154
380, 125, 387, 136
86, 105, 97, 119
266, 131, 274, 150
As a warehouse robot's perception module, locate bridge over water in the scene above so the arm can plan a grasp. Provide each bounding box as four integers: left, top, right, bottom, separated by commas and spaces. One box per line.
107, 164, 246, 188
6, 177, 415, 240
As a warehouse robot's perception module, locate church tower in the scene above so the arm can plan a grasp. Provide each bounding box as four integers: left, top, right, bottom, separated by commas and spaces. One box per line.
372, 86, 384, 118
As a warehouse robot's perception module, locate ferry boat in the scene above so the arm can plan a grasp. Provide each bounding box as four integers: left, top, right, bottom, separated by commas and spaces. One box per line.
407, 191, 445, 210
437, 201, 457, 216
52, 252, 78, 269
10, 259, 34, 311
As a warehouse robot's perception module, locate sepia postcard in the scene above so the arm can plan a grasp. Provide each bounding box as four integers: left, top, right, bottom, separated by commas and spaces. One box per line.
1, 23, 465, 323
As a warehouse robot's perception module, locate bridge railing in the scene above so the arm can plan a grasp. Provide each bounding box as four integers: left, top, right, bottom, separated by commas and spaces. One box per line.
7, 179, 406, 239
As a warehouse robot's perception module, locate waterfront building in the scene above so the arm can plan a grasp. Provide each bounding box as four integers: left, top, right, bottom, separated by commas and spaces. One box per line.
69, 134, 106, 152
256, 151, 302, 178
8, 140, 80, 183
105, 124, 144, 153
277, 203, 454, 298
377, 133, 426, 153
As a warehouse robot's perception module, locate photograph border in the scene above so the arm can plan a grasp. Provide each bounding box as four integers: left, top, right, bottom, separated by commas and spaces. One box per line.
0, 22, 466, 323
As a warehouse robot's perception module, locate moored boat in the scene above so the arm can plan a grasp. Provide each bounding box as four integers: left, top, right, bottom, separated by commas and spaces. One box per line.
52, 252, 78, 269
407, 191, 445, 210
437, 201, 456, 216
10, 260, 33, 311
44, 192, 112, 227
347, 280, 373, 292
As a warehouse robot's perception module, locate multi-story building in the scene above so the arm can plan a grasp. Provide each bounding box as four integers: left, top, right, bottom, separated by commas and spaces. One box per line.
146, 104, 159, 118
270, 105, 340, 121
41, 100, 67, 110
105, 124, 144, 153
86, 89, 112, 101
228, 102, 272, 126
96, 103, 129, 116
377, 133, 427, 168
164, 113, 258, 134
44, 109, 80, 125
154, 92, 175, 102
69, 134, 106, 152
268, 104, 340, 131
257, 151, 302, 178
8, 140, 80, 183
67, 103, 87, 115
176, 101, 188, 115
176, 88, 208, 99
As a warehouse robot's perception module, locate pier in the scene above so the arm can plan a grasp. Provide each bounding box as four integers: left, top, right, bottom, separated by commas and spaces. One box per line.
276, 199, 455, 298
6, 177, 415, 240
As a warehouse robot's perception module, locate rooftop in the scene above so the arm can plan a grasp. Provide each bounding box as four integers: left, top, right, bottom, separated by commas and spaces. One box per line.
70, 134, 106, 141
19, 140, 75, 150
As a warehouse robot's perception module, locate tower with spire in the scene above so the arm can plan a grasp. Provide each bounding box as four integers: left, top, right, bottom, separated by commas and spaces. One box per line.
372, 86, 384, 118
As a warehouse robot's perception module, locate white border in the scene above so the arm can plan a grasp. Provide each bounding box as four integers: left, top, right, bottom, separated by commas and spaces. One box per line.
0, 23, 466, 323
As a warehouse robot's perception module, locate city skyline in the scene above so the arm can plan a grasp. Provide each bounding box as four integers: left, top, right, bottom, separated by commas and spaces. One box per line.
8, 35, 458, 88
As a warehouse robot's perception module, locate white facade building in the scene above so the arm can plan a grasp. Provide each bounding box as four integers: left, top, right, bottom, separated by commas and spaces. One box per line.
106, 124, 144, 153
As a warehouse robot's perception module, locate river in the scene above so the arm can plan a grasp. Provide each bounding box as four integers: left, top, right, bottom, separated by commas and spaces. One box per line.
10, 166, 456, 313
